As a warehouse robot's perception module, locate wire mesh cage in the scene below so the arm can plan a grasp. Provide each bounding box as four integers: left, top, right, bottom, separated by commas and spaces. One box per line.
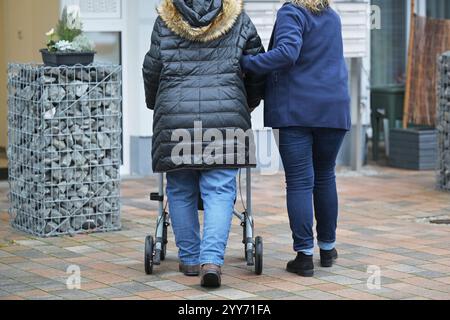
7, 63, 123, 237
437, 52, 450, 191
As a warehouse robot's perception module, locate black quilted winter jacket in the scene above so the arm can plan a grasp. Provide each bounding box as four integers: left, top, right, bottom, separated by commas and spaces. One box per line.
143, 0, 265, 173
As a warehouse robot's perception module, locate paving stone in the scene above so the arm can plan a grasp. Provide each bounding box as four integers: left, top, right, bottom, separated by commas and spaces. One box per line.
14, 250, 49, 259
112, 281, 153, 293
187, 294, 218, 300
1, 269, 34, 278
320, 275, 364, 285
400, 251, 443, 261
29, 295, 64, 300
0, 290, 11, 297
2, 283, 36, 293
396, 258, 433, 266
14, 275, 51, 285
32, 280, 67, 292
295, 289, 343, 300
416, 270, 448, 279
14, 240, 47, 247
332, 288, 387, 300
386, 264, 426, 274
0, 277, 17, 286
89, 287, 132, 299
0, 251, 14, 258
145, 280, 190, 292
386, 283, 450, 300
257, 289, 294, 299
52, 289, 100, 300
135, 290, 174, 299
212, 288, 257, 300
65, 246, 98, 254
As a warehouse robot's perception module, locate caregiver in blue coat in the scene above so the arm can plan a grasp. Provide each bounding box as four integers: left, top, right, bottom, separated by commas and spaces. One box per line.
241, 0, 351, 277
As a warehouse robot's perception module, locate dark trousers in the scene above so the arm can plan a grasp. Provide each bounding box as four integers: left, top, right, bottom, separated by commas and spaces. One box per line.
277, 127, 347, 253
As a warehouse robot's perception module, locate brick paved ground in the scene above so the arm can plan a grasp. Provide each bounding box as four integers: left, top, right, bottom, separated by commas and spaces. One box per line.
0, 166, 450, 300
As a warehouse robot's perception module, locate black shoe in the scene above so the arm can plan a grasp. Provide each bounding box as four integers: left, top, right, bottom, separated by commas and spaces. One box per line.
286, 253, 314, 277
320, 248, 338, 268
200, 264, 222, 288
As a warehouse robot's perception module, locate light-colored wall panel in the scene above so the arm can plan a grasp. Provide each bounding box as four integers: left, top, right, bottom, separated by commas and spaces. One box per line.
0, 0, 59, 149
0, 2, 6, 149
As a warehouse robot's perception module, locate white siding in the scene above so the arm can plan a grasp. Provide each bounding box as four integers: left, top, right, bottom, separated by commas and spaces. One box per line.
333, 1, 370, 58
244, 1, 283, 48
245, 0, 370, 58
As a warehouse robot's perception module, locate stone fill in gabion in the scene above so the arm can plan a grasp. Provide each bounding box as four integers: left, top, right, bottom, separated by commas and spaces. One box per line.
7, 64, 122, 237
437, 52, 450, 191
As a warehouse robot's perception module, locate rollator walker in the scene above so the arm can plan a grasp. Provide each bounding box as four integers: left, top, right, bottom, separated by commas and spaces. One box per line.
144, 168, 263, 275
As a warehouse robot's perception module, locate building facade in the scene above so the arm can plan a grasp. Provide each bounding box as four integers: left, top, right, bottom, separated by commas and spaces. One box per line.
3, 1, 447, 177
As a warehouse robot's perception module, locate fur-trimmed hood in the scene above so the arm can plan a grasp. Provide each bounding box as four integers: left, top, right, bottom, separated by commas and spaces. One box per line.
158, 0, 243, 42
288, 0, 330, 14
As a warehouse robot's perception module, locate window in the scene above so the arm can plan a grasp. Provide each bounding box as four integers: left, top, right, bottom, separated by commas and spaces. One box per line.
370, 0, 407, 87
427, 0, 450, 19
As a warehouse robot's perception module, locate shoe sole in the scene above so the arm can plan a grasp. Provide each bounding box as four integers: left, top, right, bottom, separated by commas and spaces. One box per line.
286, 266, 314, 277
179, 266, 200, 277
320, 256, 338, 268
201, 273, 221, 288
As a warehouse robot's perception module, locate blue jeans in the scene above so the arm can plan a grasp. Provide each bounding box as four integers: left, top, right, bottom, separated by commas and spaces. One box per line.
166, 169, 238, 266
277, 127, 347, 255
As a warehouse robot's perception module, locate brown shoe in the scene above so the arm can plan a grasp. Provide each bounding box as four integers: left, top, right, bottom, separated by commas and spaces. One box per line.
179, 263, 200, 276
200, 264, 221, 288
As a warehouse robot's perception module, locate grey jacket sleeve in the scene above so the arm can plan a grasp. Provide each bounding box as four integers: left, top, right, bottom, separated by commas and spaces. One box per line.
143, 19, 163, 111
242, 13, 266, 112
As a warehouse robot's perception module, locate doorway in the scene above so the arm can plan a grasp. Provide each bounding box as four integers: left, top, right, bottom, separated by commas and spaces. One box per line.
0, 0, 59, 180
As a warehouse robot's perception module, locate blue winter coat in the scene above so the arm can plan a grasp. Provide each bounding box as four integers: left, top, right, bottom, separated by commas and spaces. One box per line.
241, 3, 351, 130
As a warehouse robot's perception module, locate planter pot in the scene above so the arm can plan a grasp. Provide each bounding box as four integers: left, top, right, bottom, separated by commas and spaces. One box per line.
40, 49, 95, 67
389, 128, 437, 170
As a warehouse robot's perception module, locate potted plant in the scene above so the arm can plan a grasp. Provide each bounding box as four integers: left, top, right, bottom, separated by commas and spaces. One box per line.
40, 5, 96, 66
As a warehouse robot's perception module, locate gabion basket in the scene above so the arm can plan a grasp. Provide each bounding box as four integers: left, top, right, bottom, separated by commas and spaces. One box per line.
7, 63, 122, 237
437, 52, 450, 191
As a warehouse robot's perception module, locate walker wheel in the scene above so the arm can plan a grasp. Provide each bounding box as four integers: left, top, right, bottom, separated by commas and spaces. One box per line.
254, 236, 263, 275
145, 235, 154, 275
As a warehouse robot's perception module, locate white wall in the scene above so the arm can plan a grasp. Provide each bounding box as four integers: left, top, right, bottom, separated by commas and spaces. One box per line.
129, 0, 158, 137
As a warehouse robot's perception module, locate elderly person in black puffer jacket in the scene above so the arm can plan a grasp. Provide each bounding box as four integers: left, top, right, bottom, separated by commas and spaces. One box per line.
143, 0, 265, 288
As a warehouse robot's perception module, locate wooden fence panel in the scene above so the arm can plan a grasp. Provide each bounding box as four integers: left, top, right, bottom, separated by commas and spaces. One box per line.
405, 16, 450, 126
